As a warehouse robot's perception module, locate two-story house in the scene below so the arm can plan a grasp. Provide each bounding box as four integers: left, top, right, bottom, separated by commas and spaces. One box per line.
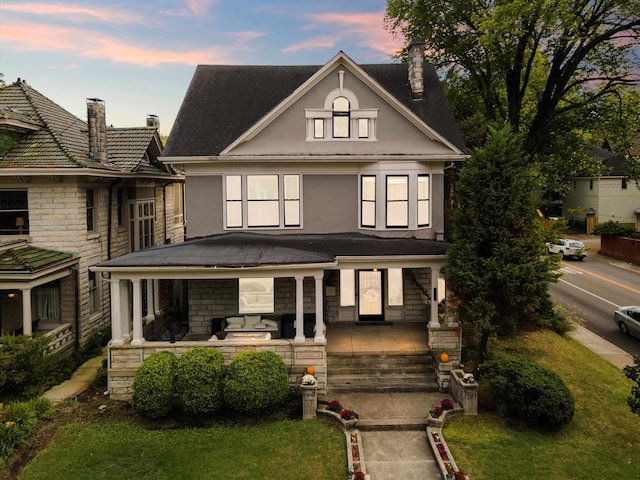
94, 45, 468, 398
564, 146, 640, 231
0, 79, 184, 352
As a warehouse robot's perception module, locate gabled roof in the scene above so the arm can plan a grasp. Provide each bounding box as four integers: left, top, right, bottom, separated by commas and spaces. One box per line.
163, 53, 466, 157
96, 232, 450, 269
106, 126, 166, 174
0, 79, 172, 177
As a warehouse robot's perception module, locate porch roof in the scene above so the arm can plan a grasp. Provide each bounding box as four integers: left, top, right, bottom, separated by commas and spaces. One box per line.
96, 232, 450, 269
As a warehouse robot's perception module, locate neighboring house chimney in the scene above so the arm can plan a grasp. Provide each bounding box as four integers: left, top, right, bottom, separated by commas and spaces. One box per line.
408, 39, 425, 99
146, 114, 160, 129
87, 98, 108, 163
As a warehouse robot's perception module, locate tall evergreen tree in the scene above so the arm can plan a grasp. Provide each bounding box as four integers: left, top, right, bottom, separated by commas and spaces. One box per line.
443, 124, 559, 369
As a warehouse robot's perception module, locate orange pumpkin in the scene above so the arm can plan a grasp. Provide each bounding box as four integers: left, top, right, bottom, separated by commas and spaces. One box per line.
440, 352, 449, 363
306, 366, 315, 375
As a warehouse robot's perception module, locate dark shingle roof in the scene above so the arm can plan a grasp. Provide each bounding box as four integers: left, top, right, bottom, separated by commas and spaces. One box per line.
163, 58, 466, 157
0, 245, 76, 273
97, 232, 450, 269
588, 146, 625, 176
0, 80, 170, 176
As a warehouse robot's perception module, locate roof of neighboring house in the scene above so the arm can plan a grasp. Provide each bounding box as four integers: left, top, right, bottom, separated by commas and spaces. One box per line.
0, 244, 78, 273
0, 79, 172, 177
97, 232, 450, 269
588, 146, 625, 176
164, 57, 467, 157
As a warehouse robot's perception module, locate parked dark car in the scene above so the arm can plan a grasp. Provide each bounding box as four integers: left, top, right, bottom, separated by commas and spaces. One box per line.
614, 306, 640, 339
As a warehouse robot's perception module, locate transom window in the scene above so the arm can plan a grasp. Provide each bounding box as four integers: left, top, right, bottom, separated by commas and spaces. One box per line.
360, 174, 431, 230
0, 190, 29, 235
225, 174, 300, 229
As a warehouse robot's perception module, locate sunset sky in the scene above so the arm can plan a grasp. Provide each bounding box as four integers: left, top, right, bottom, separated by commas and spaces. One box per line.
0, 0, 405, 136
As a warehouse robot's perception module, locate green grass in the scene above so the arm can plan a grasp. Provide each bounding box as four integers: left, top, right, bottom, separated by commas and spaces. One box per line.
18, 420, 346, 480
445, 330, 640, 479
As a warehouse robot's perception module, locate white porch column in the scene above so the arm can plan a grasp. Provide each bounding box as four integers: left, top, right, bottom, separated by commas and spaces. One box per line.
429, 266, 441, 327
313, 273, 325, 342
121, 280, 131, 341
153, 279, 161, 315
21, 288, 33, 336
294, 275, 305, 343
110, 278, 124, 345
131, 279, 145, 345
145, 279, 155, 322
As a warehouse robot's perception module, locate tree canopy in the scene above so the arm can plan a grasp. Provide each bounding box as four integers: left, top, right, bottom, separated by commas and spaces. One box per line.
442, 124, 559, 366
386, 0, 640, 190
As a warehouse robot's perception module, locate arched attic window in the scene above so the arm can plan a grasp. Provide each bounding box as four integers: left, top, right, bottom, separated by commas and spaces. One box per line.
332, 96, 350, 138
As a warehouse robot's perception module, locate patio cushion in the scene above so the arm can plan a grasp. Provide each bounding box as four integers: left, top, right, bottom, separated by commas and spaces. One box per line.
244, 315, 262, 328
226, 316, 244, 327
261, 319, 278, 328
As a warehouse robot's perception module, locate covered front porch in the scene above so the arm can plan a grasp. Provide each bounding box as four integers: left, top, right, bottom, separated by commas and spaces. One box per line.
94, 232, 459, 400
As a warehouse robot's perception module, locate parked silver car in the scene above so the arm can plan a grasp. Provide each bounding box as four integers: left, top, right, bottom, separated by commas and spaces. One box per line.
614, 306, 640, 339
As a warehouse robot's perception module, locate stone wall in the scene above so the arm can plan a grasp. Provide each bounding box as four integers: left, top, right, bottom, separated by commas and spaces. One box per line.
108, 339, 327, 401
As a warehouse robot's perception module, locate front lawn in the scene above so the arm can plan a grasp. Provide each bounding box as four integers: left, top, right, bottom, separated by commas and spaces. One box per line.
18, 419, 346, 480
445, 330, 640, 479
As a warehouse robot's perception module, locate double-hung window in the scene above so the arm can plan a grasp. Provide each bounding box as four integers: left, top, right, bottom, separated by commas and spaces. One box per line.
360, 176, 376, 228
359, 173, 430, 230
86, 189, 95, 231
386, 176, 409, 228
0, 190, 29, 235
417, 175, 430, 227
225, 174, 301, 229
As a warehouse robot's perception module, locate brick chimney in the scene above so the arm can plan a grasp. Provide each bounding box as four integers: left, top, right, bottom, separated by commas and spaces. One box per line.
408, 39, 425, 99
86, 98, 108, 163
146, 114, 160, 129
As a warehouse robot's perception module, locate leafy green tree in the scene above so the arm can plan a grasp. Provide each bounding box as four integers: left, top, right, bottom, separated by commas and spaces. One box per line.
623, 356, 640, 416
385, 0, 640, 189
443, 124, 559, 369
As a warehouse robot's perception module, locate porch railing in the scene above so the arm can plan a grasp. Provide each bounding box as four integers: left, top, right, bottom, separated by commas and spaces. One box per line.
44, 323, 74, 354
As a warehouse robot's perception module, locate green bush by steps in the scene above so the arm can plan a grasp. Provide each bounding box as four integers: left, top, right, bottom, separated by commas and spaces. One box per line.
223, 351, 289, 415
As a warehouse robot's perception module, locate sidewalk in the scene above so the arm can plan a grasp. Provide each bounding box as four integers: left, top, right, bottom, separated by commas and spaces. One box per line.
569, 323, 635, 369
43, 349, 107, 404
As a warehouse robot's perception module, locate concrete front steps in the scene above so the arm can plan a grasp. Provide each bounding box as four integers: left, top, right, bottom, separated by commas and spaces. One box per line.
326, 354, 438, 394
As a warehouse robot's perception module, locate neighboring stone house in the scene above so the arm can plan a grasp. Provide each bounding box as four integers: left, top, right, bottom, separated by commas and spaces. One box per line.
94, 46, 468, 399
0, 79, 184, 352
564, 146, 640, 231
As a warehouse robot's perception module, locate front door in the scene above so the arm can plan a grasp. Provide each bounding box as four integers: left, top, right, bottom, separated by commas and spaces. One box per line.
358, 270, 383, 321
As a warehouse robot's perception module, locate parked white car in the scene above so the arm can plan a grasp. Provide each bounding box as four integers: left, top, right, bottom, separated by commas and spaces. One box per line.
546, 238, 586, 260
614, 306, 640, 339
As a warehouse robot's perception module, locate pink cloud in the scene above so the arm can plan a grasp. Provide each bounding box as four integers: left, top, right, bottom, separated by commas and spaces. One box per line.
184, 0, 216, 17
284, 11, 404, 58
0, 2, 149, 25
1, 23, 241, 66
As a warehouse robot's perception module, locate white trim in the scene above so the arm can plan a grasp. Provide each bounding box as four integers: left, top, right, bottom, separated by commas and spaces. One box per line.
219, 52, 466, 156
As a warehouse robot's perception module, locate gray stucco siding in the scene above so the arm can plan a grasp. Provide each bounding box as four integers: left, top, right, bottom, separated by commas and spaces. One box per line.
185, 175, 223, 238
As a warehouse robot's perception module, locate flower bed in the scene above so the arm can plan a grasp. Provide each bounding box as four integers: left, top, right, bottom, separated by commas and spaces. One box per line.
427, 398, 469, 479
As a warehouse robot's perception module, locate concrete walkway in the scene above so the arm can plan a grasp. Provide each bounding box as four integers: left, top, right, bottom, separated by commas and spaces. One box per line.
43, 349, 107, 404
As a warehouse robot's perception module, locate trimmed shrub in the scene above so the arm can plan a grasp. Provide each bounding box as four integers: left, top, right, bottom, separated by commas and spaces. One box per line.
591, 220, 637, 238
131, 351, 177, 418
0, 334, 51, 399
175, 347, 225, 415
223, 350, 289, 414
479, 357, 575, 430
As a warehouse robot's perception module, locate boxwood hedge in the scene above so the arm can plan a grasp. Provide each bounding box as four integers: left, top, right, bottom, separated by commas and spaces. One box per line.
175, 347, 225, 415
131, 350, 177, 418
223, 350, 289, 414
